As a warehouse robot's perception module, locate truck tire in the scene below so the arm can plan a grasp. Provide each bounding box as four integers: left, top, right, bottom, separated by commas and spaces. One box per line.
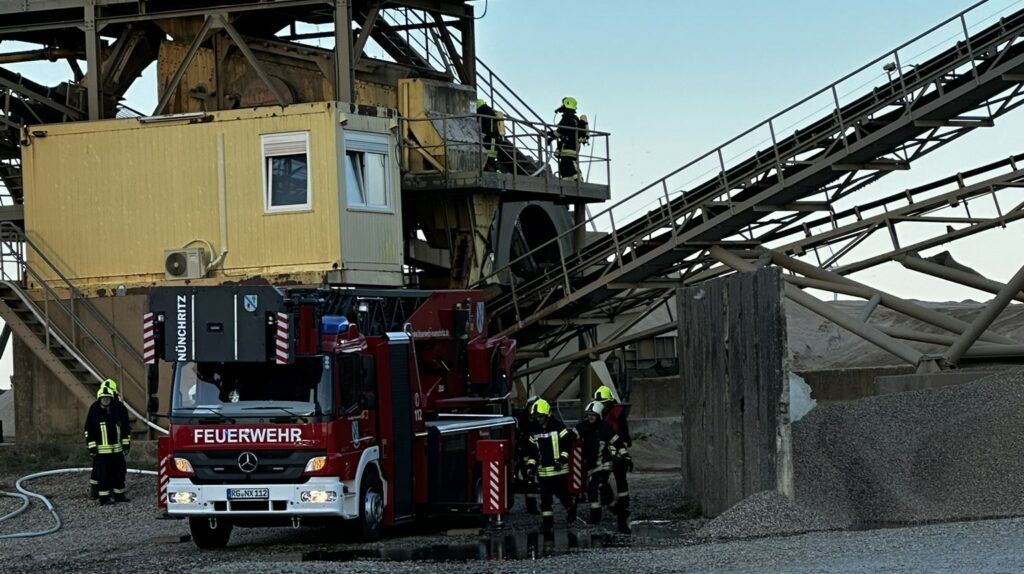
189, 517, 233, 549
358, 472, 384, 541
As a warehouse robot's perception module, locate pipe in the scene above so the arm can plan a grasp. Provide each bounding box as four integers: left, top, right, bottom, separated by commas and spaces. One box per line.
0, 48, 80, 64
898, 254, 1024, 304
770, 251, 1016, 345
0, 467, 157, 539
943, 260, 1024, 366
210, 133, 229, 270
710, 247, 924, 366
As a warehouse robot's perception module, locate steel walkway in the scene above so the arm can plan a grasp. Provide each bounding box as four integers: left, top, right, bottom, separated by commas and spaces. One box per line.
481, 1, 1024, 353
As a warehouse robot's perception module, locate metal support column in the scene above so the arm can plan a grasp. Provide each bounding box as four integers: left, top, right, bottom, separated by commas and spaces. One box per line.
578, 328, 592, 420
943, 261, 1024, 366
335, 0, 354, 103
83, 4, 102, 120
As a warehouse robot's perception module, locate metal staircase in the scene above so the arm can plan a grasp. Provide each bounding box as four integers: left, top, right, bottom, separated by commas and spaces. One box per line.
480, 1, 1024, 350
0, 222, 164, 434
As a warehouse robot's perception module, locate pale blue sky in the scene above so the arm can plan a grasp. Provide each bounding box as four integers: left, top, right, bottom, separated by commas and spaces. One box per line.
2, 0, 1024, 388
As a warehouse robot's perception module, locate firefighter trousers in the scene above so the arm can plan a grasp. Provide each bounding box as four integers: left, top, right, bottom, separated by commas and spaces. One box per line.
586, 469, 610, 523
538, 474, 576, 529
557, 154, 579, 180
600, 460, 630, 513
93, 452, 127, 499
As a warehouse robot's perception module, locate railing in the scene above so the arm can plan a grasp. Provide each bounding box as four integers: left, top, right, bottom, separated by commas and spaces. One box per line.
399, 112, 611, 187
476, 0, 1024, 318
0, 222, 165, 433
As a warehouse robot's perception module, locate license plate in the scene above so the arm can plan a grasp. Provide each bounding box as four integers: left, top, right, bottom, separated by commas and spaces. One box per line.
228, 488, 269, 500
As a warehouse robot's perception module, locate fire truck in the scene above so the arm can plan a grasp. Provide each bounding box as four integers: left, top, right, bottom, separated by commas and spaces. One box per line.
145, 285, 517, 548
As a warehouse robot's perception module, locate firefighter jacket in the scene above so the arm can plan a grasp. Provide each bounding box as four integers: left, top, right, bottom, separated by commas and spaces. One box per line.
553, 111, 582, 157
477, 103, 499, 138
84, 401, 127, 455
576, 418, 627, 472
604, 404, 631, 448
525, 417, 575, 478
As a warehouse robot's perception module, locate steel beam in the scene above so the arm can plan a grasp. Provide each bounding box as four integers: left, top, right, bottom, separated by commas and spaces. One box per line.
770, 250, 1016, 345
82, 3, 102, 120
898, 254, 1024, 303
710, 246, 925, 367
219, 17, 289, 106
514, 322, 677, 379
153, 15, 215, 115
335, 0, 354, 102
943, 261, 1024, 366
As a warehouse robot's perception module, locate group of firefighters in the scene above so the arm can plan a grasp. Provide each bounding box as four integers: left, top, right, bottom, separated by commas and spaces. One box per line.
515, 385, 633, 534
476, 96, 589, 181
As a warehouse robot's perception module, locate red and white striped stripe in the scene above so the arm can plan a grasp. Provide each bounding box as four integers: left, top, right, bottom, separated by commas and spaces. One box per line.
275, 312, 290, 364
142, 312, 156, 364
487, 460, 501, 514
157, 453, 170, 510
569, 442, 584, 494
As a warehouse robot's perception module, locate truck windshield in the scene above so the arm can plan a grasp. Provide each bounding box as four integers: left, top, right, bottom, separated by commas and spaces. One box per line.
171, 358, 332, 418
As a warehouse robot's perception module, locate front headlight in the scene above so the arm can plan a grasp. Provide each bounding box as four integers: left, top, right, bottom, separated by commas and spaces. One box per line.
304, 456, 327, 473
173, 457, 194, 474
300, 490, 337, 504
170, 491, 197, 504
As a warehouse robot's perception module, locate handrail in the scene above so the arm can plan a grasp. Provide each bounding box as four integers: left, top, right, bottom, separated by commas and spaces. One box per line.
0, 222, 154, 424
476, 0, 1024, 311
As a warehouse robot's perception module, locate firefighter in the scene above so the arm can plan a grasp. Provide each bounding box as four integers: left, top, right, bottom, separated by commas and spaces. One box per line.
524, 398, 578, 531
476, 98, 500, 172
86, 378, 131, 499
576, 400, 628, 528
595, 385, 632, 533
548, 97, 588, 180
84, 385, 129, 505
513, 396, 540, 514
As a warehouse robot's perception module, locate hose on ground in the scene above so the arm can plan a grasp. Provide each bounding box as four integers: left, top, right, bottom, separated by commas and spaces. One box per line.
0, 467, 156, 539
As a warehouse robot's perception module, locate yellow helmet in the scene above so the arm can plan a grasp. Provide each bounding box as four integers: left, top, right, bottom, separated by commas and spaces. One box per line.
102, 378, 119, 396
530, 398, 551, 416
594, 386, 613, 401
476, 98, 486, 109
97, 386, 114, 399
561, 97, 577, 111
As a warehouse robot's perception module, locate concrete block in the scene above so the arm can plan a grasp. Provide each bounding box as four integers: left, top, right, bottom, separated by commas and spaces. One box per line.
876, 370, 995, 396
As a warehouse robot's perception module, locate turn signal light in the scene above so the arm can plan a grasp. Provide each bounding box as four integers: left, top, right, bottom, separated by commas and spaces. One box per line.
304, 456, 327, 473
174, 457, 194, 474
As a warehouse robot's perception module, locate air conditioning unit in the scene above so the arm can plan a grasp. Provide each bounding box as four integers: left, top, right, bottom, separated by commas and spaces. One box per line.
164, 248, 208, 280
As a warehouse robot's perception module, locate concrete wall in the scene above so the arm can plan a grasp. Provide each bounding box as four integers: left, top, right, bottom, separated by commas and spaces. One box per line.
630, 376, 682, 418
679, 268, 791, 517
797, 366, 913, 401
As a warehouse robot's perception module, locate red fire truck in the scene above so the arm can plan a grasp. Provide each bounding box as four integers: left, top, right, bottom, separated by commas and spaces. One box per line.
145, 286, 516, 548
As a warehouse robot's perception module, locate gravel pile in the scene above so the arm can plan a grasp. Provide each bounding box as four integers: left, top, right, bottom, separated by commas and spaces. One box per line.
696, 491, 841, 540
793, 367, 1024, 525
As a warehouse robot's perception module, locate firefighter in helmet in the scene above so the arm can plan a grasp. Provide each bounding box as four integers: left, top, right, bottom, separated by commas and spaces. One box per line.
84, 383, 129, 504
576, 400, 629, 530
548, 97, 589, 181
595, 385, 631, 533
513, 395, 541, 514
476, 98, 500, 172
86, 378, 131, 499
523, 398, 578, 531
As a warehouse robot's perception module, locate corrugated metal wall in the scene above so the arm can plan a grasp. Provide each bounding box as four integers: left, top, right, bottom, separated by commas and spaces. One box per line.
22, 102, 403, 288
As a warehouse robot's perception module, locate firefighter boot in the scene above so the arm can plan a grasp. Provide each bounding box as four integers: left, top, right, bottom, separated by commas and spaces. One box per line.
113, 492, 130, 503
588, 507, 602, 525
525, 495, 540, 515
89, 484, 98, 500
566, 503, 578, 525
616, 510, 631, 535
98, 496, 111, 506
541, 515, 554, 532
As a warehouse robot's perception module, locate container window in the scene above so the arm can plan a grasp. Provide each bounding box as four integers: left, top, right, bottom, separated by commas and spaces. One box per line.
262, 132, 311, 212
344, 131, 391, 212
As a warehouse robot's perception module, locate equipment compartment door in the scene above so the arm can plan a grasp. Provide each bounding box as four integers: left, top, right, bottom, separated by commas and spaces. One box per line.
388, 340, 415, 519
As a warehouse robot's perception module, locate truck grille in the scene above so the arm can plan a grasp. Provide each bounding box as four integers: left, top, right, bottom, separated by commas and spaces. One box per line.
177, 450, 325, 484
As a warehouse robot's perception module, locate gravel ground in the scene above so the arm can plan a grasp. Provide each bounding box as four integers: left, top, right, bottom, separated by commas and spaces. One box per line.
697, 490, 843, 540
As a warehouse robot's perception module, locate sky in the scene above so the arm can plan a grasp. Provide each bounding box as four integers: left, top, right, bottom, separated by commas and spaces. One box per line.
2, 0, 1024, 387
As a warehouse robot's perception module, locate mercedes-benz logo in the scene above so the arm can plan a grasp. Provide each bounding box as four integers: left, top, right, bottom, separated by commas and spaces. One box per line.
237, 451, 258, 473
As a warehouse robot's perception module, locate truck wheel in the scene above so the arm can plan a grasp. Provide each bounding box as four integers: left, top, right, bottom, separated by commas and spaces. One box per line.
358, 472, 384, 540
189, 517, 232, 549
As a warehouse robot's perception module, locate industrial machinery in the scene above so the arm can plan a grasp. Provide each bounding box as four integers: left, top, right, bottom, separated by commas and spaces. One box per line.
146, 285, 516, 547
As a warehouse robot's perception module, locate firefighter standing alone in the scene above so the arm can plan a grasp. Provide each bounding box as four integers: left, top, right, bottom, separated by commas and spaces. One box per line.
524, 398, 578, 531
549, 97, 589, 180
595, 385, 632, 533
85, 380, 130, 505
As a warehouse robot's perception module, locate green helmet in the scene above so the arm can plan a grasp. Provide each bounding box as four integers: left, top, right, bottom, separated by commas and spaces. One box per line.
594, 385, 613, 402
97, 386, 114, 399
476, 98, 486, 109
102, 378, 119, 396
530, 398, 551, 416
561, 96, 577, 111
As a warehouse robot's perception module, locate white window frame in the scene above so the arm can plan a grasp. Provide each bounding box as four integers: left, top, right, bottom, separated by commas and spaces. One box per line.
344, 130, 393, 213
262, 131, 312, 213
